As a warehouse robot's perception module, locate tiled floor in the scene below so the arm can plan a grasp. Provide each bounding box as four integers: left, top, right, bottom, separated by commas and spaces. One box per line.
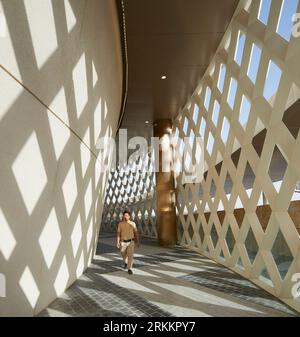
38, 232, 299, 317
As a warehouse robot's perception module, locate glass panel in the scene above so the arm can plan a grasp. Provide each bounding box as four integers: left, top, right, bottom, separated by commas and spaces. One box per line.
195, 142, 202, 164
226, 225, 236, 255
245, 226, 259, 263
227, 78, 238, 110
258, 0, 272, 25
288, 181, 300, 236
263, 60, 282, 102
210, 223, 218, 248
231, 148, 241, 168
188, 223, 194, 240
259, 266, 273, 286
221, 117, 230, 144
276, 0, 299, 41
234, 208, 245, 228
179, 139, 184, 156
212, 100, 220, 126
256, 204, 272, 231
199, 117, 206, 139
236, 256, 245, 270
268, 145, 288, 187
210, 179, 217, 197
217, 210, 225, 225
204, 86, 212, 111
189, 129, 195, 149
239, 95, 251, 129
199, 224, 205, 243
184, 152, 191, 171
234, 31, 246, 66
215, 161, 223, 176
224, 172, 234, 195
183, 117, 189, 135
207, 132, 215, 155
271, 230, 294, 280
243, 161, 256, 191
217, 64, 226, 93
282, 97, 300, 139
252, 129, 267, 157
247, 43, 262, 84
192, 104, 199, 124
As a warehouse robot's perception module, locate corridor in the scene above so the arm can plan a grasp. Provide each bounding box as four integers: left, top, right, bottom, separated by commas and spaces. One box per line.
39, 232, 298, 317
1, 0, 300, 317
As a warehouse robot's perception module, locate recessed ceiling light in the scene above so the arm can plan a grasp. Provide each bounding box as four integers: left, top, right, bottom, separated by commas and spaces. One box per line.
161, 75, 167, 80
145, 120, 149, 124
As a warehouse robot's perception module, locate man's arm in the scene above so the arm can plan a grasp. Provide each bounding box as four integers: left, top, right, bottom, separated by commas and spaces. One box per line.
134, 227, 140, 247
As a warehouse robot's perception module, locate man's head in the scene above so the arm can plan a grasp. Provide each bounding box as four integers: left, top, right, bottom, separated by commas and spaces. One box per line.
123, 210, 131, 221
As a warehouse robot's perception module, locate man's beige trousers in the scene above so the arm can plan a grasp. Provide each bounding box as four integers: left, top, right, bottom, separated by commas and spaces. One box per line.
120, 241, 135, 269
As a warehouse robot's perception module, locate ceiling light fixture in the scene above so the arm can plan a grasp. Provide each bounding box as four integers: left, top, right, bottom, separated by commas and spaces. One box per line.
161, 75, 167, 80
145, 120, 149, 124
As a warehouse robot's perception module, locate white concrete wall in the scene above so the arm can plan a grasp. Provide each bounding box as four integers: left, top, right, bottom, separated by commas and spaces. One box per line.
0, 0, 123, 316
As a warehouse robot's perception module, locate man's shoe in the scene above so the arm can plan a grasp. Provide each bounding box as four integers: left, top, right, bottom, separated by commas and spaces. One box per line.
128, 269, 133, 275
124, 263, 127, 269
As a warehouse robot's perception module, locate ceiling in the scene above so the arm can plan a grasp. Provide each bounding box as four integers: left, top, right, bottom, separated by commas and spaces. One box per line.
119, 0, 239, 139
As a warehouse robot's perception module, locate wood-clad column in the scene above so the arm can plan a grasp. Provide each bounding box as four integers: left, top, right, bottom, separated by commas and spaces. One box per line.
154, 119, 177, 247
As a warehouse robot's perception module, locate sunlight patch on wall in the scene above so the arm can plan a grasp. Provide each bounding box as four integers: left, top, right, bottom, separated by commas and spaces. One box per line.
48, 109, 70, 160
92, 61, 98, 88
80, 127, 91, 178
0, 68, 23, 122
12, 131, 47, 215
0, 208, 16, 260
84, 180, 93, 220
62, 162, 78, 218
71, 215, 82, 258
54, 255, 69, 296
49, 87, 69, 126
95, 159, 103, 187
94, 98, 102, 145
72, 53, 88, 119
0, 4, 7, 38
19, 266, 40, 308
64, 0, 77, 33
76, 251, 85, 278
86, 218, 93, 251
24, 0, 58, 69
38, 208, 61, 269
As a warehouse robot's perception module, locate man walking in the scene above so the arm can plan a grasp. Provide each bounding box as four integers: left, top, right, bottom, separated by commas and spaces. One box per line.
117, 210, 139, 275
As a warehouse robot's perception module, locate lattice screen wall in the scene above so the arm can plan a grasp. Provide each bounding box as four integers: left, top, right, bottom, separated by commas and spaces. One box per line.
101, 151, 158, 238
173, 0, 300, 312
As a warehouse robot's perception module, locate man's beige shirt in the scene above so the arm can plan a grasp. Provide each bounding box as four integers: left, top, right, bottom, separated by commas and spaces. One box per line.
117, 220, 137, 240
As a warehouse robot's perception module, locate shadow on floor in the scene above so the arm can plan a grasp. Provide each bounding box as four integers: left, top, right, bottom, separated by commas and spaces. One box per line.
38, 231, 299, 317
